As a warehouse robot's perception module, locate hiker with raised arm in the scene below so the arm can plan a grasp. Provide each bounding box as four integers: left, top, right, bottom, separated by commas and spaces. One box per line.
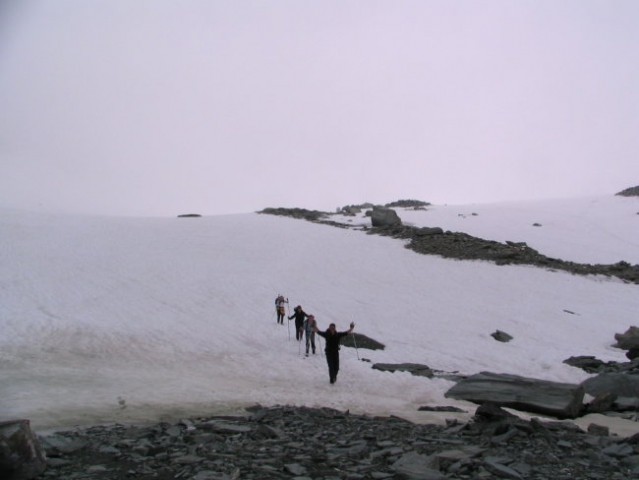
315, 321, 354, 384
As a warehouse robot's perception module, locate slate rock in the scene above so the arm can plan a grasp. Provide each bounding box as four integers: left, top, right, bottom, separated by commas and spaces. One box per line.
491, 330, 513, 343
391, 451, 445, 480
29, 404, 639, 479
372, 363, 434, 378
445, 371, 585, 419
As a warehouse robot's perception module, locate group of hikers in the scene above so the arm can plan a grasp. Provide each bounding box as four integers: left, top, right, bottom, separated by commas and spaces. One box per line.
275, 294, 355, 384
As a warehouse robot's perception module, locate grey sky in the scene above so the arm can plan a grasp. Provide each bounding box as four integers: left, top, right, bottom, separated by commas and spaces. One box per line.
1, 1, 638, 216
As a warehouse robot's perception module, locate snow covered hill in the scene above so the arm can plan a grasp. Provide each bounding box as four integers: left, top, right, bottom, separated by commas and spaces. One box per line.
1, 195, 638, 431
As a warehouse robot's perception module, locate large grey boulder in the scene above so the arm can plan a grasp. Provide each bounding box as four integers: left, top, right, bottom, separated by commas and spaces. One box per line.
370, 207, 402, 227
614, 326, 639, 350
444, 371, 585, 419
0, 420, 47, 480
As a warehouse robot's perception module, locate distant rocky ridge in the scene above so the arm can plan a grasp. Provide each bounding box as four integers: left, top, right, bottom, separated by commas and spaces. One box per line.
616, 185, 639, 197
259, 196, 639, 285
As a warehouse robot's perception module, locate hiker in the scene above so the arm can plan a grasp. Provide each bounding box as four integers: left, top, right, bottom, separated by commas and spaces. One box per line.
315, 321, 355, 384
302, 314, 317, 356
288, 305, 308, 341
275, 295, 288, 324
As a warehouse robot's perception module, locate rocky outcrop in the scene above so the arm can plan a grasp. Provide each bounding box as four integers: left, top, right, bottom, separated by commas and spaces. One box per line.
369, 223, 639, 284
385, 199, 431, 209
616, 186, 639, 197
259, 203, 639, 284
444, 371, 585, 419
372, 363, 435, 378
258, 207, 329, 222
32, 405, 639, 479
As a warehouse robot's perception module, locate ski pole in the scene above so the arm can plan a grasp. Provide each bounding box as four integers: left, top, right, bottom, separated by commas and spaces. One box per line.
352, 323, 360, 360
286, 298, 291, 341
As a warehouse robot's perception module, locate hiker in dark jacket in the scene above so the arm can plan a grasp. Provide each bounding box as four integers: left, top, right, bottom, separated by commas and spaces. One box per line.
288, 306, 308, 341
315, 321, 355, 384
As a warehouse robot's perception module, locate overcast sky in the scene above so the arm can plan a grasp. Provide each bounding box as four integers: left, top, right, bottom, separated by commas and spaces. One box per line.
1, 1, 638, 216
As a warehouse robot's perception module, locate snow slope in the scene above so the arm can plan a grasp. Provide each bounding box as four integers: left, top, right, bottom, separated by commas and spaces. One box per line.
1, 195, 638, 431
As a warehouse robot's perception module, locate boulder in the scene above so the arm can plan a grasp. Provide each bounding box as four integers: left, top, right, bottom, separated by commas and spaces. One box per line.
444, 371, 585, 419
339, 333, 385, 350
370, 207, 402, 227
0, 420, 47, 480
614, 326, 639, 350
491, 330, 513, 343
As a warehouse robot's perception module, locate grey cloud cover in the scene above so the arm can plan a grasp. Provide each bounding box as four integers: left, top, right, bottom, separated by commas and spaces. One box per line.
1, 0, 638, 216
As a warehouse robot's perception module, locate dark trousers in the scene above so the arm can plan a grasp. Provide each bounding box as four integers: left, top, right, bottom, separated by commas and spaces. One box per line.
325, 350, 340, 383
305, 332, 315, 354
295, 321, 303, 340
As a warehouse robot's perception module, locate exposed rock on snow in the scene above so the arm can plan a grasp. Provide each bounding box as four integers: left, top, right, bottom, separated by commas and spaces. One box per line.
616, 185, 639, 197
372, 363, 435, 378
369, 206, 403, 227
259, 203, 639, 284
444, 371, 585, 419
491, 330, 513, 343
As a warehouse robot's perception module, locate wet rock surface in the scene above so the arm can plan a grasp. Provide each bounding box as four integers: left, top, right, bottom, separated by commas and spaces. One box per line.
35, 405, 639, 479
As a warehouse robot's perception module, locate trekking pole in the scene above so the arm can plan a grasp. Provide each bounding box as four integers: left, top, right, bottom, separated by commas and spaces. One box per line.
351, 323, 360, 360
286, 298, 291, 341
